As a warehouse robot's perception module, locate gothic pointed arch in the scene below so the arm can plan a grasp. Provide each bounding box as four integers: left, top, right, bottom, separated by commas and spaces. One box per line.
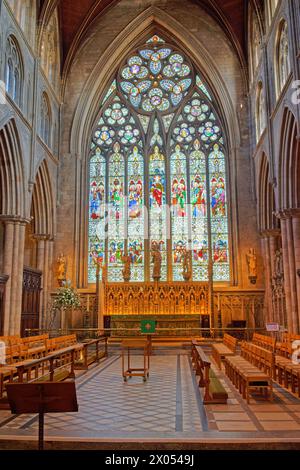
258, 153, 276, 232
68, 10, 241, 287
279, 108, 300, 210
275, 19, 291, 98
31, 159, 55, 238
40, 7, 61, 91
0, 119, 26, 218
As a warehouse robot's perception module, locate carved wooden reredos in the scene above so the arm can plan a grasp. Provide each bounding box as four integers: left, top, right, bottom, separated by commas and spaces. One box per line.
104, 282, 209, 316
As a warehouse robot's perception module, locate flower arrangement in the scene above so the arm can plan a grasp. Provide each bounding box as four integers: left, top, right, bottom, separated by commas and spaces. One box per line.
52, 285, 81, 310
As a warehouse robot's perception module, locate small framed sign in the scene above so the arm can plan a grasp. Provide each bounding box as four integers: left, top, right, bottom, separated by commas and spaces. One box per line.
266, 322, 280, 332
141, 320, 156, 334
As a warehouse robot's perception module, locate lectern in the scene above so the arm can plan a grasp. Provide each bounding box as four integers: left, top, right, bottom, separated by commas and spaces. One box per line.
6, 382, 78, 450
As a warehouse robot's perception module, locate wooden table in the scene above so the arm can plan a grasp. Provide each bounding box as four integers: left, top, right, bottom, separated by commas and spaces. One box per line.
122, 339, 150, 382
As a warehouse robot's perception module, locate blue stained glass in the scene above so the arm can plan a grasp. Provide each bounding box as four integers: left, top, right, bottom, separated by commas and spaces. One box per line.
119, 43, 192, 113
196, 75, 212, 100
150, 59, 162, 75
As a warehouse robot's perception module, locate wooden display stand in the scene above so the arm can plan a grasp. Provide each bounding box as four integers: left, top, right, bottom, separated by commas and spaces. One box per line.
6, 382, 78, 450
122, 339, 150, 382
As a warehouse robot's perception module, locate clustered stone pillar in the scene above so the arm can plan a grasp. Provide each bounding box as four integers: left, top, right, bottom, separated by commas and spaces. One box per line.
1, 217, 28, 335
260, 229, 282, 324
277, 210, 300, 333
35, 234, 54, 329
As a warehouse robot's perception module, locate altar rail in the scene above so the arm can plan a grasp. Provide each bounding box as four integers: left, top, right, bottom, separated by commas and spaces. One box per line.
25, 327, 268, 341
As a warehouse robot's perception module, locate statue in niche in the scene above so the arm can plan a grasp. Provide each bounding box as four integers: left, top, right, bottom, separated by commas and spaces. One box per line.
151, 241, 162, 281
57, 253, 67, 286
179, 292, 185, 314
274, 248, 284, 279
121, 253, 131, 282
182, 248, 192, 281
246, 248, 257, 284
272, 248, 284, 295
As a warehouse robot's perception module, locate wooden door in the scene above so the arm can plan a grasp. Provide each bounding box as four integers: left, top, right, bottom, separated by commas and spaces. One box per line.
21, 267, 42, 336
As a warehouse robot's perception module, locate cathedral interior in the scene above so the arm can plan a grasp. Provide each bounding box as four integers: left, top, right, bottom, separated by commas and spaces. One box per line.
0, 0, 300, 452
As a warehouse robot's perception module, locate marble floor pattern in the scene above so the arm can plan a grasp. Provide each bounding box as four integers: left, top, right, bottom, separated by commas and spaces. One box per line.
1, 350, 300, 442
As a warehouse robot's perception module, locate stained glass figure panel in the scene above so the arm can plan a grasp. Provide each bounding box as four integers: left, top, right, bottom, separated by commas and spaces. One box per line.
209, 144, 230, 281
149, 145, 167, 281
108, 144, 125, 282
88, 153, 106, 282
170, 145, 188, 281
128, 147, 144, 282
190, 140, 209, 281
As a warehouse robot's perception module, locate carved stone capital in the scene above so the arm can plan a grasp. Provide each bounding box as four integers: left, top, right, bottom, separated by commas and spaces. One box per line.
275, 208, 300, 220
0, 215, 31, 225
260, 229, 281, 238
32, 234, 53, 241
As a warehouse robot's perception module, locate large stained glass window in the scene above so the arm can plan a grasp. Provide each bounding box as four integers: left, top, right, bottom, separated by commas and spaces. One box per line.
88, 35, 230, 283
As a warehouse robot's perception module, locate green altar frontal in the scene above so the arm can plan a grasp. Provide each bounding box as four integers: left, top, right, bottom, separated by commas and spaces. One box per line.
109, 315, 205, 337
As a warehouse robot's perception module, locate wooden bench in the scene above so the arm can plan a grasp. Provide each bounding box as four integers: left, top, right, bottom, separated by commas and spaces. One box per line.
46, 334, 78, 353
276, 333, 300, 356
22, 334, 48, 358
0, 366, 17, 400
191, 341, 228, 404
0, 344, 82, 407
273, 342, 300, 397
211, 334, 238, 369
0, 334, 49, 362
252, 333, 276, 352
241, 341, 274, 377
224, 355, 273, 404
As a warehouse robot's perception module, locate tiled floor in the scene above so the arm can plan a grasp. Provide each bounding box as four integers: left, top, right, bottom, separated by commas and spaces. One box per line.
1, 349, 300, 444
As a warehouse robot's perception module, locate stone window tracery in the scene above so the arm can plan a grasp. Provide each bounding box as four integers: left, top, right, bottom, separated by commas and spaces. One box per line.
88, 36, 230, 283
5, 35, 23, 107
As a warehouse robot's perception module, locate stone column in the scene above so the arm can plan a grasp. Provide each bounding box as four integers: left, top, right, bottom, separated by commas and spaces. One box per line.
2, 220, 15, 335
13, 222, 26, 335
34, 235, 54, 330
46, 239, 54, 328
0, 217, 29, 335
35, 236, 46, 327
278, 214, 294, 332
286, 213, 299, 333
261, 234, 272, 322
291, 211, 300, 331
